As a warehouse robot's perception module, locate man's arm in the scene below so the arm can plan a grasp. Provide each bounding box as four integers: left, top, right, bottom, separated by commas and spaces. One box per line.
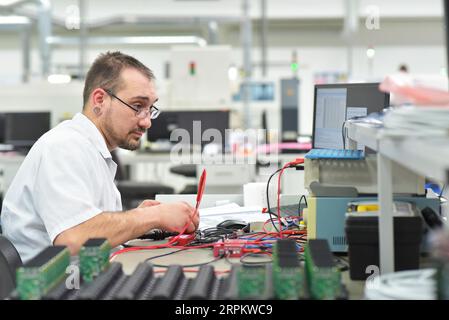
54, 202, 199, 255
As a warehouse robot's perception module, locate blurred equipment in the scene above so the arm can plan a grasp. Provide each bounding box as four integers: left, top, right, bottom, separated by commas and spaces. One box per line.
420, 207, 444, 230
147, 110, 230, 152
0, 235, 22, 299
364, 268, 436, 300
15, 246, 70, 300
1, 112, 51, 153
232, 81, 275, 102
79, 238, 111, 283
345, 214, 423, 280
198, 163, 255, 194
304, 156, 426, 196
272, 239, 304, 300
306, 196, 439, 252
304, 239, 343, 300
111, 150, 174, 209
169, 46, 231, 107
280, 78, 300, 144
11, 239, 347, 300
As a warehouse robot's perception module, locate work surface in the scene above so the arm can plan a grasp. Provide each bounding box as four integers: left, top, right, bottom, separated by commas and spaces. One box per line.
111, 239, 366, 300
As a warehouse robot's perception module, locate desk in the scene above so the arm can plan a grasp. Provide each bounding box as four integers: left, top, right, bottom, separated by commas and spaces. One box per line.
111, 239, 366, 300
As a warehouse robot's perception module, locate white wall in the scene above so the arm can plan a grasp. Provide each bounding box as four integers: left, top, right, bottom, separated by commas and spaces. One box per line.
0, 0, 446, 136
0, 44, 444, 134
47, 0, 444, 20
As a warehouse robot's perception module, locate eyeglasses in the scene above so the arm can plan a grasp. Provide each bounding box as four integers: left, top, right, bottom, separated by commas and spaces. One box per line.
104, 89, 160, 120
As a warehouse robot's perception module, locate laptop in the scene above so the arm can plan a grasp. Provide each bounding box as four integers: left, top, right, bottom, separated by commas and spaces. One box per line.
307, 82, 389, 159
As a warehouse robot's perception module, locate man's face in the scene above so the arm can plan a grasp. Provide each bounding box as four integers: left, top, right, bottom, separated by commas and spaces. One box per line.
102, 68, 157, 150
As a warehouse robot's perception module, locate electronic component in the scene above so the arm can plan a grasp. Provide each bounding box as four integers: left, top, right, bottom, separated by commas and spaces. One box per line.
346, 200, 416, 217
184, 265, 216, 300
170, 233, 196, 246
114, 262, 154, 300
237, 265, 272, 299
79, 238, 111, 283
307, 196, 439, 252
213, 240, 247, 258
272, 239, 304, 299
16, 246, 70, 300
77, 262, 124, 300
150, 265, 186, 299
304, 239, 342, 300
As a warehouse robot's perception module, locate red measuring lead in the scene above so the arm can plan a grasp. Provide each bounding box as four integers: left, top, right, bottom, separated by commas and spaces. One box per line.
196, 169, 207, 210
166, 169, 207, 246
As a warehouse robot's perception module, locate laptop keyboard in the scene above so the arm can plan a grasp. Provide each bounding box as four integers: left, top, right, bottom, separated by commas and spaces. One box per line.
305, 148, 364, 160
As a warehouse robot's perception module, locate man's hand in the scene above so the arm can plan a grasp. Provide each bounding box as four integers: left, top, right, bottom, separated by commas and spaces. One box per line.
143, 201, 199, 233
138, 199, 161, 208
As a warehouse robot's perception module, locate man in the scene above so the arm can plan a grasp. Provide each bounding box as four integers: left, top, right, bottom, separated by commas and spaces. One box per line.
1, 51, 199, 262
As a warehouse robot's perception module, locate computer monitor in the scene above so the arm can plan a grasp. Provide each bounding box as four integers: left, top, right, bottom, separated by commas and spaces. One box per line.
312, 83, 389, 150
4, 112, 51, 149
0, 113, 6, 144
147, 110, 230, 151
147, 112, 181, 142
232, 81, 275, 101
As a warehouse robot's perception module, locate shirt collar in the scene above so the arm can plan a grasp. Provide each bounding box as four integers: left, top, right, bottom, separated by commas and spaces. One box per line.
72, 113, 112, 159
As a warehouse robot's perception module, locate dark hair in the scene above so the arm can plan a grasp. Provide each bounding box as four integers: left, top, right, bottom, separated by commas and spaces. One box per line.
82, 51, 155, 109
398, 64, 409, 72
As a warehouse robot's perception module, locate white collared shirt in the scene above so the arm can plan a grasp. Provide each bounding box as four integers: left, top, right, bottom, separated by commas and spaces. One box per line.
1, 113, 122, 263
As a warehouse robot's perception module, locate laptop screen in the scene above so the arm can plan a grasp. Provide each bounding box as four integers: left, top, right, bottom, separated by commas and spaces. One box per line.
312, 83, 389, 150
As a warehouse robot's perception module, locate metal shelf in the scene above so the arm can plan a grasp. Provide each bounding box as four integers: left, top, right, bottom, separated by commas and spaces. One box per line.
347, 122, 449, 275
346, 122, 379, 151
379, 137, 449, 183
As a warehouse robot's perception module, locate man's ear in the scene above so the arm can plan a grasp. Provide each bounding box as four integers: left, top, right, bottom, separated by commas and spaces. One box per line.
91, 88, 106, 108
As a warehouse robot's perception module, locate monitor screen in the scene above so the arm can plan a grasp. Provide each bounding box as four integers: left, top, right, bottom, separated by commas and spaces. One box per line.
0, 113, 6, 144
312, 83, 389, 150
147, 110, 230, 151
4, 112, 51, 148
147, 112, 181, 142
232, 82, 275, 101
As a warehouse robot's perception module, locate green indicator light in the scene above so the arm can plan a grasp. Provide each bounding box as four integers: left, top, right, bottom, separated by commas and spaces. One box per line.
291, 62, 299, 72
189, 62, 196, 76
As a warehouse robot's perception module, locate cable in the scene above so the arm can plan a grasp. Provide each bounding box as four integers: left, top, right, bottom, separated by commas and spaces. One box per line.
298, 195, 308, 216
266, 167, 284, 233
137, 229, 178, 240
239, 252, 273, 266
333, 255, 349, 272
266, 161, 303, 234
150, 253, 225, 268
439, 184, 446, 200
276, 162, 299, 238
342, 120, 347, 149
144, 248, 186, 263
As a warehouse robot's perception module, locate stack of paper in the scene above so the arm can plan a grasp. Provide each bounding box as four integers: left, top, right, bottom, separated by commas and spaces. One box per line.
383, 106, 449, 137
